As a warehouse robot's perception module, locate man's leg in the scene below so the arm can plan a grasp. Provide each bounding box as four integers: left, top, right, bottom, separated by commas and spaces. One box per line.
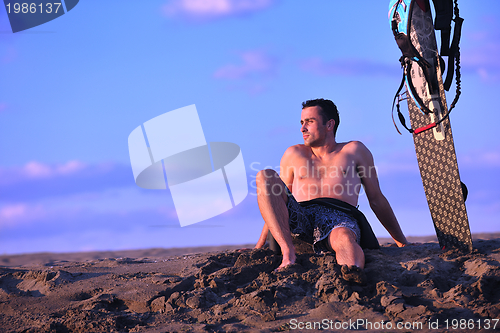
327, 227, 365, 269
256, 169, 295, 269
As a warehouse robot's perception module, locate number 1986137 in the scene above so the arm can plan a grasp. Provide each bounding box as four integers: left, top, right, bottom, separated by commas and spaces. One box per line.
6, 3, 62, 14
444, 319, 498, 330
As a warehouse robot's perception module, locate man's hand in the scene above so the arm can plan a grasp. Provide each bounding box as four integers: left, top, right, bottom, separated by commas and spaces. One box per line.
237, 248, 252, 252
254, 240, 265, 249
389, 241, 420, 247
238, 242, 265, 252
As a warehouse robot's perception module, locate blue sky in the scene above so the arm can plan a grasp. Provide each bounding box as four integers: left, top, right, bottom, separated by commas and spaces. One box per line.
1, 0, 499, 254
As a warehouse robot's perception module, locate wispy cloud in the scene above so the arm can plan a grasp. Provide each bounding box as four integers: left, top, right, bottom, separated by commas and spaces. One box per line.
299, 57, 398, 77
0, 203, 47, 228
214, 50, 277, 80
162, 0, 276, 21
0, 160, 89, 184
0, 161, 133, 202
0, 188, 171, 227
21, 160, 86, 179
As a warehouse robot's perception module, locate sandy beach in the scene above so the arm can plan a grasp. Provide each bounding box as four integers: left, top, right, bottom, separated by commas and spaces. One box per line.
1, 233, 499, 332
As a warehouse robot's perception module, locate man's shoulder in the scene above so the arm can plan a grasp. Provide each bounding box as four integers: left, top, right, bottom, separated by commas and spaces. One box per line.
339, 141, 373, 162
281, 144, 309, 162
339, 140, 369, 152
342, 140, 365, 147
284, 144, 309, 154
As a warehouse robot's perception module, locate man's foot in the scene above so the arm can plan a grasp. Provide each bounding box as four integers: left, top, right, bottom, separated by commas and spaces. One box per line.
341, 265, 367, 285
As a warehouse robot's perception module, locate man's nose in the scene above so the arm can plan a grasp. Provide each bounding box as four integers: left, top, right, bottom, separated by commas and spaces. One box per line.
301, 124, 307, 132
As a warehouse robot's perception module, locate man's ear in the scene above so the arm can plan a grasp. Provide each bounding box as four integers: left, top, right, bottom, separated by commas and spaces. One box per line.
327, 119, 335, 131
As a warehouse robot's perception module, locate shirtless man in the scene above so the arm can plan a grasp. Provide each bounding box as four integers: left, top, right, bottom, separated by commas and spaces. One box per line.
254, 98, 408, 271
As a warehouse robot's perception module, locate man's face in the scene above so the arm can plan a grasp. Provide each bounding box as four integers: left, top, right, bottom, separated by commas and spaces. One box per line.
300, 106, 332, 147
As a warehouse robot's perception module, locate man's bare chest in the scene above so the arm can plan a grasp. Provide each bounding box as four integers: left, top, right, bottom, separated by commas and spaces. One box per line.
294, 156, 359, 181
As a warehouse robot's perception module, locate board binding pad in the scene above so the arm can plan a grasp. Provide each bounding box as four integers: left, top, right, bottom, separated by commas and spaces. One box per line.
399, 1, 472, 251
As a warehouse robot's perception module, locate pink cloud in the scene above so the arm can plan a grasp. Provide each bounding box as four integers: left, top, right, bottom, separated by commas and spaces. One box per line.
21, 160, 87, 179
162, 0, 276, 21
0, 203, 46, 227
0, 204, 27, 219
0, 160, 120, 188
23, 161, 52, 178
214, 50, 277, 80
55, 160, 86, 175
0, 161, 133, 203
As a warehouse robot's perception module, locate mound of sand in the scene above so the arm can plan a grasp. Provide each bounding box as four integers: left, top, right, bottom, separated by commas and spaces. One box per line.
0, 235, 499, 332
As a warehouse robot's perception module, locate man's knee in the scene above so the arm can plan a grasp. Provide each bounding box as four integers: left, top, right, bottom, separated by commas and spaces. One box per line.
256, 169, 279, 182
329, 227, 357, 249
256, 169, 288, 199
256, 169, 280, 189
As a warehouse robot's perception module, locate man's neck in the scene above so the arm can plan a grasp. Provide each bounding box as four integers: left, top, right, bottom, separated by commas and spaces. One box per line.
309, 138, 338, 159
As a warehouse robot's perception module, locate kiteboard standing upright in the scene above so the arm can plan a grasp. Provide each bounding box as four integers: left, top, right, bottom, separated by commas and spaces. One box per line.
389, 0, 472, 251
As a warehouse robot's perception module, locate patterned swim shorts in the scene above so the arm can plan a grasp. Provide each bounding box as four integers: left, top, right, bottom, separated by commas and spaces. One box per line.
286, 190, 361, 254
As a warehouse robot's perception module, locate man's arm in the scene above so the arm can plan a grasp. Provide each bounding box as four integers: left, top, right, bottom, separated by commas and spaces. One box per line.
279, 145, 297, 192
255, 223, 269, 248
355, 142, 408, 247
254, 146, 296, 249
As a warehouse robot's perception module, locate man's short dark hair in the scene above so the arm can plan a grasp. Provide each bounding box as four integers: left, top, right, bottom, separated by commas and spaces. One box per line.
301, 98, 340, 136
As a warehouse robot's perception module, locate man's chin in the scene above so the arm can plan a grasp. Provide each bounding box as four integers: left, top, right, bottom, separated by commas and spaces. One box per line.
303, 139, 315, 147
303, 140, 321, 148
